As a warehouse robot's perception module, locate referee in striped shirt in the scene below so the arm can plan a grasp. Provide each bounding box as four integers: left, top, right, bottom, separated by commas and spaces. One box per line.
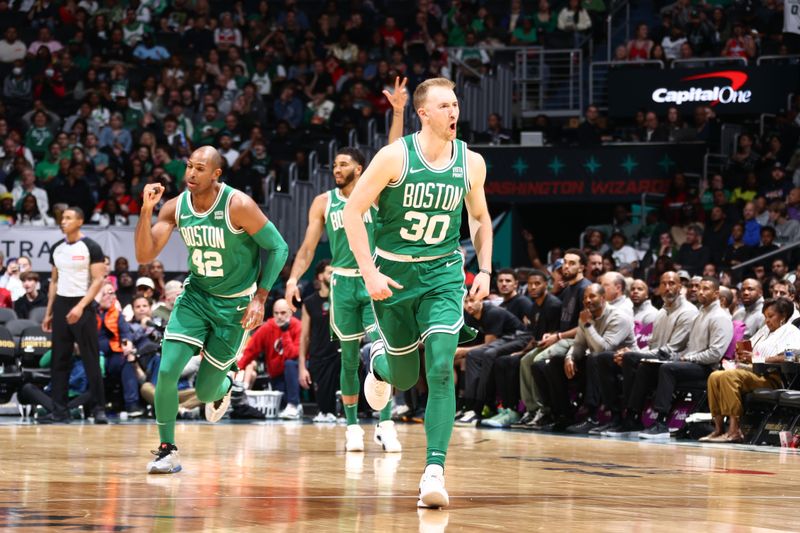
42, 207, 108, 424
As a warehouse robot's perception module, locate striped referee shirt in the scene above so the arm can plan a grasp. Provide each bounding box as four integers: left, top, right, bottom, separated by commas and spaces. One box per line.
49, 237, 104, 297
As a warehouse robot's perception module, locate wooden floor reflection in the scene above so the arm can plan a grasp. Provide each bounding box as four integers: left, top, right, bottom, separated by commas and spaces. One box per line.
1, 420, 799, 532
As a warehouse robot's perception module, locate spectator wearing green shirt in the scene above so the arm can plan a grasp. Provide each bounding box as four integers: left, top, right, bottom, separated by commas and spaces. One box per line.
155, 145, 186, 187
512, 16, 539, 44
34, 143, 62, 181
192, 103, 223, 146
534, 1, 558, 38
116, 95, 144, 131
24, 111, 54, 160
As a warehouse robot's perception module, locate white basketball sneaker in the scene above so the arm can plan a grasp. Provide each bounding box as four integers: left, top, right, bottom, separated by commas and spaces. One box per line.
418, 466, 449, 508
365, 341, 392, 411
147, 443, 182, 474
345, 424, 365, 452
374, 420, 402, 452
204, 374, 233, 423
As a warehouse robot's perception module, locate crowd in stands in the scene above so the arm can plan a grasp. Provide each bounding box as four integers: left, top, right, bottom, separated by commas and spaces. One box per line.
0, 0, 794, 219
615, 0, 797, 64
0, 0, 620, 228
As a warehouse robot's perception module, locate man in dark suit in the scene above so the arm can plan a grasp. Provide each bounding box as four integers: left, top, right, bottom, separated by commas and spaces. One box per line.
636, 111, 669, 142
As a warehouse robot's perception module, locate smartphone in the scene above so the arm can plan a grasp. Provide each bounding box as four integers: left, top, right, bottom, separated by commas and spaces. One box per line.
736, 340, 752, 353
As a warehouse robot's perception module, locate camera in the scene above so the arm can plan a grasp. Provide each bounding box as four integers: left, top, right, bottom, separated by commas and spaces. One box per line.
145, 316, 167, 343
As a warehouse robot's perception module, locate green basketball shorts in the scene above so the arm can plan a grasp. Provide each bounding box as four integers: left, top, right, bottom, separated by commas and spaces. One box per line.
163, 282, 251, 371
329, 270, 378, 341
371, 250, 466, 356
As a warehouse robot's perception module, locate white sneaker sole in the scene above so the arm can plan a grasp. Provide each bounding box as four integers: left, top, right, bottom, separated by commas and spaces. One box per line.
205, 388, 232, 423
418, 489, 449, 508
364, 372, 391, 411
147, 463, 182, 474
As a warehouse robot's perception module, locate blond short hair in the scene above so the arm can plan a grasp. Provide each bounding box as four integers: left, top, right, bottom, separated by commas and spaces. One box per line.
413, 77, 456, 111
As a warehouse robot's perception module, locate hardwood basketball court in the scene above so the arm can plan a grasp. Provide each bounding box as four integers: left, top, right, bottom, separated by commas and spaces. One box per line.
2, 420, 798, 531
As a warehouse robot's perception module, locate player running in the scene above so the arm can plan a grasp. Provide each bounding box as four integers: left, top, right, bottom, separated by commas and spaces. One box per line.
285, 77, 408, 453
343, 78, 493, 508
135, 145, 288, 474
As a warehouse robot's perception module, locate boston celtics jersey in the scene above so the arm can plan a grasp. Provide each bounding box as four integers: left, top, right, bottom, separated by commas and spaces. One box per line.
175, 183, 260, 297
324, 188, 376, 269
375, 132, 470, 258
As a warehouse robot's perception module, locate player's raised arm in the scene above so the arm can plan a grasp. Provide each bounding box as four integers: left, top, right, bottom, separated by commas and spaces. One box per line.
384, 76, 408, 144
285, 194, 327, 311
229, 192, 290, 330
464, 149, 493, 301
135, 184, 177, 264
342, 143, 404, 300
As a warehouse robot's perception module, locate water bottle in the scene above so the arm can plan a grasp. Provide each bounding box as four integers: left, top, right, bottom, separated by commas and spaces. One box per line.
785, 349, 795, 363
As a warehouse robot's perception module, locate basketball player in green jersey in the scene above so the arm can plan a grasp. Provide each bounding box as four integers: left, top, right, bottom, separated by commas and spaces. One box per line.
135, 146, 289, 474
285, 77, 408, 453
343, 78, 493, 508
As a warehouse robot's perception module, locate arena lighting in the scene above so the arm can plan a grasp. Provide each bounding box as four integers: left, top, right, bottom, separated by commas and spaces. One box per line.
651, 70, 752, 106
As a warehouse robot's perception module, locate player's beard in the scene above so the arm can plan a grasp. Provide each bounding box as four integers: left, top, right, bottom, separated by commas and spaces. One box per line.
335, 169, 356, 189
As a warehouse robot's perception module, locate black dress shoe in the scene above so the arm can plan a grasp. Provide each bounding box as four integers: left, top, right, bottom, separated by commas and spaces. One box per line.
37, 413, 70, 424
93, 409, 109, 424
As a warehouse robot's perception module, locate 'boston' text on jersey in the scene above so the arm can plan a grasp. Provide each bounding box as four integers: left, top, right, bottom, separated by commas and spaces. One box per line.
180, 225, 226, 249
402, 183, 463, 212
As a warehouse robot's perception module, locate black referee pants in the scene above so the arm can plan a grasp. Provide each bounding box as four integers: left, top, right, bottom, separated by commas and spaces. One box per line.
51, 296, 105, 417
309, 356, 340, 415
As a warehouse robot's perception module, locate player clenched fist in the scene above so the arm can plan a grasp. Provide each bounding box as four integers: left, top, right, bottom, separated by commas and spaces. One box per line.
141, 183, 165, 212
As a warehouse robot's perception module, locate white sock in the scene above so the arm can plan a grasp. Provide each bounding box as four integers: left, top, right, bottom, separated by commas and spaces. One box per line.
425, 464, 444, 477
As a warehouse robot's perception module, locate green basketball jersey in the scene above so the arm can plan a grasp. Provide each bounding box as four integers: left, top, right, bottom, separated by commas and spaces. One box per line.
324, 188, 376, 269
175, 183, 260, 297
375, 132, 470, 258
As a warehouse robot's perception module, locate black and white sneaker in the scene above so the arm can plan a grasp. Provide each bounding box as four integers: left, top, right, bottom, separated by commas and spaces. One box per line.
147, 443, 181, 474
639, 421, 670, 440
566, 418, 599, 434
529, 412, 554, 430
588, 420, 618, 435
510, 411, 536, 428
454, 410, 480, 426
603, 418, 645, 437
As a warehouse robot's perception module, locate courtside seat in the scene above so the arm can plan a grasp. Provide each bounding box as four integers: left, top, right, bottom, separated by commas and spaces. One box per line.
781, 391, 800, 435
742, 389, 783, 444
750, 389, 797, 446
780, 390, 800, 408
748, 388, 782, 405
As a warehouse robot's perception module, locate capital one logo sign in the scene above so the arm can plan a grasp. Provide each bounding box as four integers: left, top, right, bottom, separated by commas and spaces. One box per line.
651, 71, 752, 106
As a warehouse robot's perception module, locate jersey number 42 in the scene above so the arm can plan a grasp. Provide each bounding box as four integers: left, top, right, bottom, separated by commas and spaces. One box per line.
191, 249, 224, 277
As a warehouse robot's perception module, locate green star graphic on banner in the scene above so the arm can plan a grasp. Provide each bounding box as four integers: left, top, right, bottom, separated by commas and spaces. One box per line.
657, 154, 675, 174
547, 157, 564, 175
512, 157, 529, 176
583, 156, 601, 174
620, 155, 638, 175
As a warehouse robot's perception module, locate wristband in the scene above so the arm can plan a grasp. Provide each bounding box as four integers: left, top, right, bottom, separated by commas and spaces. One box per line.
479, 268, 491, 276
557, 332, 562, 340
